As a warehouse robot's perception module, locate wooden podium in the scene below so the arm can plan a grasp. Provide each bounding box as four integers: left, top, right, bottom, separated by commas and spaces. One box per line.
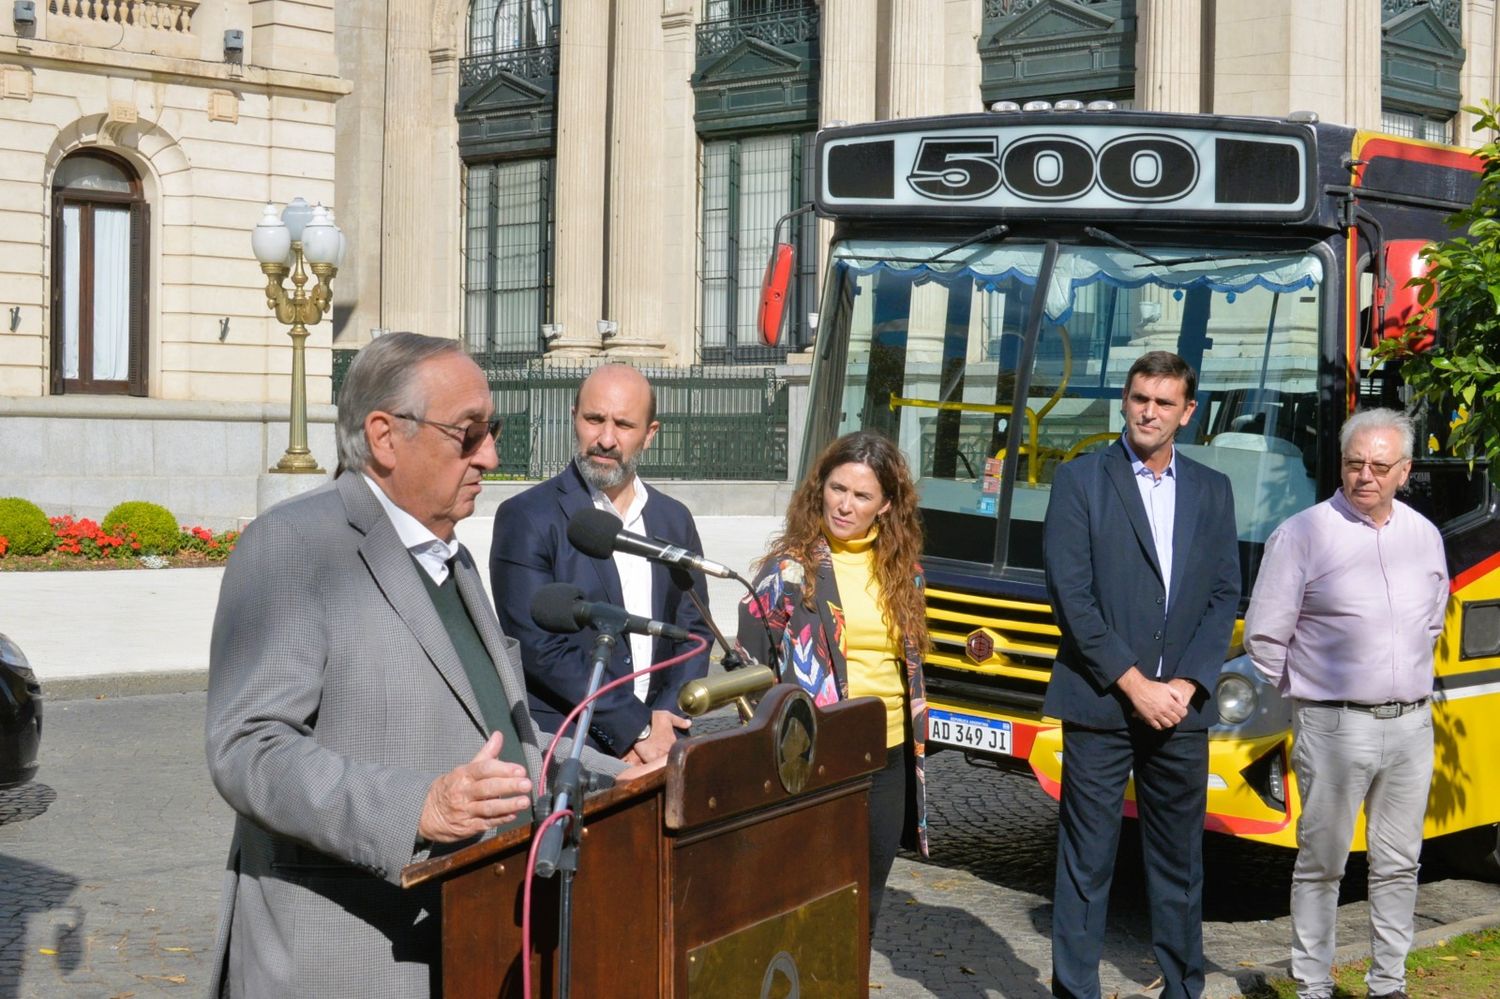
402, 685, 885, 997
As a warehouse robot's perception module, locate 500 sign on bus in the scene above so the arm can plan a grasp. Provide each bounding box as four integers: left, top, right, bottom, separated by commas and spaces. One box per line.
818, 123, 1308, 215
907, 134, 1199, 203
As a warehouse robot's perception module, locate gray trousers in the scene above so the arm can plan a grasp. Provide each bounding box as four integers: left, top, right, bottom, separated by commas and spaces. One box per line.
1289, 700, 1433, 999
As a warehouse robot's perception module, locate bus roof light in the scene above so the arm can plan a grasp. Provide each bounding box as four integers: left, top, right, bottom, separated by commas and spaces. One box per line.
1054, 99, 1085, 111
989, 101, 1021, 113
1022, 100, 1052, 112
1286, 110, 1319, 124
1086, 99, 1119, 111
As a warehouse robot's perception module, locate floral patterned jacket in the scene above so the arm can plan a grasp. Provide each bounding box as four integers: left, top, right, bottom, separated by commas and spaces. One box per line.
736, 537, 928, 857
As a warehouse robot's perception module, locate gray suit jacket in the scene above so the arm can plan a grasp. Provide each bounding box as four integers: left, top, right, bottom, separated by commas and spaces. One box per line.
205, 474, 624, 998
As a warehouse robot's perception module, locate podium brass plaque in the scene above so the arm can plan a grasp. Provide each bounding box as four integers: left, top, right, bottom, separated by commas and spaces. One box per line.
774, 688, 817, 795
685, 883, 860, 997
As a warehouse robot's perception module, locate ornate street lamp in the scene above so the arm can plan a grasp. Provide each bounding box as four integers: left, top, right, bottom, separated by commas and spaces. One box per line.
251, 197, 345, 473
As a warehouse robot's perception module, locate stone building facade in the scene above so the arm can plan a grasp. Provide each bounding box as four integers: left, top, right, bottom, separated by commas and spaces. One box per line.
0, 0, 1494, 526
345, 0, 1496, 372
0, 0, 344, 528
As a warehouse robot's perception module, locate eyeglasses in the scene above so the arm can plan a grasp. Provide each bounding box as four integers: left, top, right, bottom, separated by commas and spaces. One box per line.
393, 413, 501, 455
1341, 457, 1407, 477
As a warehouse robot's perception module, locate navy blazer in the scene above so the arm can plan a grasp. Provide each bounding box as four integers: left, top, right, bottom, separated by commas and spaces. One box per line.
1041, 440, 1240, 730
489, 463, 713, 755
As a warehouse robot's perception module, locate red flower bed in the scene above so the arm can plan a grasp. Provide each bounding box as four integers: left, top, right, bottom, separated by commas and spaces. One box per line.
0, 516, 238, 567
49, 516, 137, 560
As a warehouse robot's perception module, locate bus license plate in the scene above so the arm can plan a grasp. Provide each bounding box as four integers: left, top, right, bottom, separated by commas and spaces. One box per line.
929, 709, 1012, 755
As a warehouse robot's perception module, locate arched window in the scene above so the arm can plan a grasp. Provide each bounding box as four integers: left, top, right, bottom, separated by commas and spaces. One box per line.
468, 0, 554, 58
50, 150, 149, 395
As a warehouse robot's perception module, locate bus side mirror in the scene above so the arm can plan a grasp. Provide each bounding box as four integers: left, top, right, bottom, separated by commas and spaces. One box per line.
1381, 239, 1437, 352
758, 242, 795, 347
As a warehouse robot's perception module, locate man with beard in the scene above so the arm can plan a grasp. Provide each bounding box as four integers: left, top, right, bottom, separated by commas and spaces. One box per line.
490, 364, 712, 761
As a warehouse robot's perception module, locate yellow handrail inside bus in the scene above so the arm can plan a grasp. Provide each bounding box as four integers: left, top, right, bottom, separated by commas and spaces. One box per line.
887, 395, 1043, 484
1033, 327, 1072, 424
1063, 431, 1118, 463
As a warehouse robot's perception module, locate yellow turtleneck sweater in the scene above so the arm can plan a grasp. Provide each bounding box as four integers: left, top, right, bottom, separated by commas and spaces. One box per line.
827, 528, 906, 748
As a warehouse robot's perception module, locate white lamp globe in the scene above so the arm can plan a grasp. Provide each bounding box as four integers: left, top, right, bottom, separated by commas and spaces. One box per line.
301, 205, 341, 266
281, 196, 315, 242
251, 203, 291, 264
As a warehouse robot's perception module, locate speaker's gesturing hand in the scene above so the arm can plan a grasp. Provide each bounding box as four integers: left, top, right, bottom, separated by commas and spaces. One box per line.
419, 732, 532, 843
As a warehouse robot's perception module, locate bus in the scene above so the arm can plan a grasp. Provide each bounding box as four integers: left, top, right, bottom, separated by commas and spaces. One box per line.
762, 107, 1500, 870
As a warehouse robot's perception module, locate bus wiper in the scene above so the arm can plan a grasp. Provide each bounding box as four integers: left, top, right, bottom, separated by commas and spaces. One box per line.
1083, 226, 1170, 266
922, 224, 1009, 264
1139, 251, 1283, 267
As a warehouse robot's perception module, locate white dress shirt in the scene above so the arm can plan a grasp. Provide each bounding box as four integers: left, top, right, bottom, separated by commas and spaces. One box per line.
1120, 438, 1177, 676
362, 474, 461, 584
586, 477, 655, 706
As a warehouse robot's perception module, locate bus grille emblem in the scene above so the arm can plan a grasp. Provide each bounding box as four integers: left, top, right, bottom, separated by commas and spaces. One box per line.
966, 629, 995, 664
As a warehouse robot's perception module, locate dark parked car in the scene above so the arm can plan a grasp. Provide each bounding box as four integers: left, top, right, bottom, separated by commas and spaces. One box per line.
0, 632, 41, 788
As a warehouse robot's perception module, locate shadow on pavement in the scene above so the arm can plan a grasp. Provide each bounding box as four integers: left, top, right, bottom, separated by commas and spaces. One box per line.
0, 781, 54, 825
877, 887, 1051, 997
1, 783, 87, 997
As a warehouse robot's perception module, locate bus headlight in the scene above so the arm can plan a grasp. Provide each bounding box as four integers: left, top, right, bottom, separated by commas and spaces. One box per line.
1216, 674, 1257, 724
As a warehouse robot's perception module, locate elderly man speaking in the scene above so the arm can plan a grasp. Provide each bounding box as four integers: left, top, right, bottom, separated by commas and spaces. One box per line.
205, 333, 638, 998
1245, 408, 1448, 999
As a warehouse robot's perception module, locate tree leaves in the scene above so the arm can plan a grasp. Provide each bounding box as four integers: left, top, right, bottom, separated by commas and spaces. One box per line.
1372, 100, 1500, 480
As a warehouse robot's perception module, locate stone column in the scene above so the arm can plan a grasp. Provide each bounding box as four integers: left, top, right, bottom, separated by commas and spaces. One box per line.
817, 0, 881, 305
378, 0, 436, 335
1213, 0, 1355, 123
1343, 0, 1381, 131
886, 0, 946, 120
332, 0, 385, 344
427, 1, 463, 346
1457, 0, 1497, 142
821, 0, 878, 127
1137, 0, 1202, 113
602, 0, 669, 360
945, 0, 984, 114
548, 0, 610, 358
657, 1, 699, 364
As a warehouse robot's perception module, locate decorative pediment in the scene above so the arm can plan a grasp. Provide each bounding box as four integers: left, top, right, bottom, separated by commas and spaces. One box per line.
456, 47, 559, 157
692, 17, 819, 136
988, 0, 1118, 45
1382, 5, 1462, 57
696, 36, 805, 86
1381, 0, 1464, 113
980, 0, 1134, 102
461, 69, 550, 112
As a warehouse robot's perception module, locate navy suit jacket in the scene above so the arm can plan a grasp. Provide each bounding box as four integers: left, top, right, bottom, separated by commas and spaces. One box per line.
1041, 440, 1240, 730
489, 463, 712, 755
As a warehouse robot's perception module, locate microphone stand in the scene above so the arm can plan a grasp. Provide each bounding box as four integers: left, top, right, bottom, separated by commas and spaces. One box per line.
533, 627, 617, 999
684, 587, 751, 672
676, 562, 780, 677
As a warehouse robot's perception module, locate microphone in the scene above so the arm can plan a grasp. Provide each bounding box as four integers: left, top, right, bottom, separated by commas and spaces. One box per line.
530, 582, 691, 641
567, 507, 736, 580
677, 665, 776, 717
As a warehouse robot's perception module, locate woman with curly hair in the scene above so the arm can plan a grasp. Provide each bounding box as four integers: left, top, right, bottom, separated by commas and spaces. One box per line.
737, 430, 928, 932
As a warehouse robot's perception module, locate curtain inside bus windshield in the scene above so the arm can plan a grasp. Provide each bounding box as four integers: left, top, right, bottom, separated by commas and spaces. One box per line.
825, 244, 1324, 571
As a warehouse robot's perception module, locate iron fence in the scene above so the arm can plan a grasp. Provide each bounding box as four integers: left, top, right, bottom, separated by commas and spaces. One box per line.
332, 354, 787, 480
485, 360, 789, 480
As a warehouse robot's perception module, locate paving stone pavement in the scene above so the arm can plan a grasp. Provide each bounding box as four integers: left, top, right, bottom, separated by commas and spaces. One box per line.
3, 691, 1499, 998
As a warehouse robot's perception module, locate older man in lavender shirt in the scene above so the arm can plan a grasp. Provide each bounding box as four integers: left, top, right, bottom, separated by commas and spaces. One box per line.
1244, 408, 1448, 999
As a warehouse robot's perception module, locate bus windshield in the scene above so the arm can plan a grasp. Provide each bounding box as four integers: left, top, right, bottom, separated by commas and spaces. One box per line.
806, 238, 1325, 578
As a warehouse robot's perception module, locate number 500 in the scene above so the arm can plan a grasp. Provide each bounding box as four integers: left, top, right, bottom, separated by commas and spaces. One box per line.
906, 134, 1199, 204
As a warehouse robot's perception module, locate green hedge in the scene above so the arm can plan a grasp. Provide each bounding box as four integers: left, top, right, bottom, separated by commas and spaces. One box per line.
0, 497, 53, 556
103, 501, 182, 555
